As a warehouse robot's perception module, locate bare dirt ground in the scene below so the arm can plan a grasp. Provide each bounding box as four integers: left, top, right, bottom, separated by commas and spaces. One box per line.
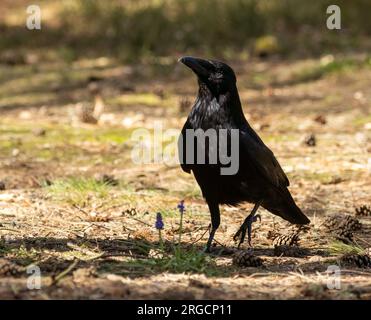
0, 54, 370, 299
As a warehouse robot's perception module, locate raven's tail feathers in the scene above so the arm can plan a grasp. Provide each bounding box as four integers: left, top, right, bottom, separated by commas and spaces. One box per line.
264, 188, 310, 225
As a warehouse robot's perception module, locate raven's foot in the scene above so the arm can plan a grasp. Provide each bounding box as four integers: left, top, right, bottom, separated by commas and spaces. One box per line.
203, 244, 212, 253
233, 214, 261, 248
204, 242, 222, 255
203, 245, 217, 254
204, 225, 217, 253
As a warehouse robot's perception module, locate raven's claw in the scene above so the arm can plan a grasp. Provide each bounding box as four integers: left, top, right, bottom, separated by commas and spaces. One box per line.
233, 214, 261, 247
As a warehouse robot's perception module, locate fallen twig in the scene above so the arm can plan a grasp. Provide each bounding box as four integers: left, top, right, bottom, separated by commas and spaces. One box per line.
130, 217, 152, 227
0, 228, 21, 233
188, 226, 209, 245
51, 259, 79, 286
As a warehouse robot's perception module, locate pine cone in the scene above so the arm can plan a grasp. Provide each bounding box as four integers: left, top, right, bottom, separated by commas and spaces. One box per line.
295, 224, 311, 233
303, 134, 316, 147
355, 205, 371, 217
272, 233, 300, 246
333, 228, 354, 244
88, 211, 111, 222
232, 251, 263, 267
274, 245, 308, 257
95, 173, 119, 186
75, 103, 98, 124
267, 230, 280, 240
314, 114, 327, 125
0, 259, 25, 276
341, 254, 371, 268
122, 208, 138, 216
341, 216, 362, 232
323, 215, 362, 233
322, 216, 340, 231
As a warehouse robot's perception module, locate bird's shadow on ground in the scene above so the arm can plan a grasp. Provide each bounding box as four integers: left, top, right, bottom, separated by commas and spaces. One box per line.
0, 236, 329, 278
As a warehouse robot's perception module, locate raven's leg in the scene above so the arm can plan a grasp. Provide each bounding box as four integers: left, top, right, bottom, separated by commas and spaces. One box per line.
233, 202, 261, 248
205, 201, 220, 253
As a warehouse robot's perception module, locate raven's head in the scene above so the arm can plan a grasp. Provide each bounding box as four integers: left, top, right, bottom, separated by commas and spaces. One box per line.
179, 56, 236, 96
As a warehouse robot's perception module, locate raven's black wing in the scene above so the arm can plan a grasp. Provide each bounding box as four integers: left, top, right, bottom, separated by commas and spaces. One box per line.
240, 128, 289, 188
178, 120, 192, 174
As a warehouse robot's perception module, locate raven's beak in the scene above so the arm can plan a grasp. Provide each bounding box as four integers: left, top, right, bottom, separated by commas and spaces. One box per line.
178, 56, 210, 78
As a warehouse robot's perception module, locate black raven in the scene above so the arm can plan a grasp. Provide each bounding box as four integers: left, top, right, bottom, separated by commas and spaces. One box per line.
178, 56, 310, 252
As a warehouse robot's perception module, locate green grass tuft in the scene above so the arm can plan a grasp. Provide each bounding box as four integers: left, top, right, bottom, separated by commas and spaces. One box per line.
328, 241, 365, 256
45, 177, 111, 206
292, 57, 371, 84
123, 246, 223, 276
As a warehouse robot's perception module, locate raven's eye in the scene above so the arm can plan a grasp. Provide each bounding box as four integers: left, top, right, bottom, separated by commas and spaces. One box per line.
209, 72, 223, 82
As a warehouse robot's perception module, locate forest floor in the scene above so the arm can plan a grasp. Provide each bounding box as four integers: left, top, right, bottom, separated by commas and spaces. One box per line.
0, 53, 370, 299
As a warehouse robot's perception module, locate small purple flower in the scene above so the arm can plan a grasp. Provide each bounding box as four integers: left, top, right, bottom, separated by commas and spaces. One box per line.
177, 200, 185, 243
155, 212, 164, 230
177, 200, 185, 214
